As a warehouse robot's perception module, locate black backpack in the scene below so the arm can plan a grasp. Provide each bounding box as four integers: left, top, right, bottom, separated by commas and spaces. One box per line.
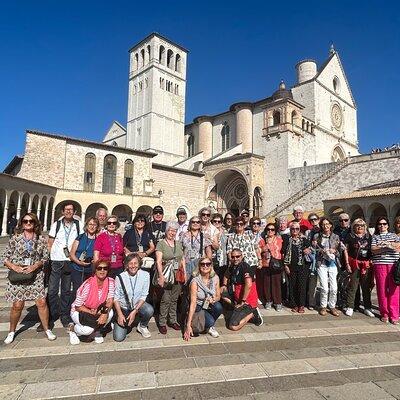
55, 218, 81, 239
393, 259, 400, 286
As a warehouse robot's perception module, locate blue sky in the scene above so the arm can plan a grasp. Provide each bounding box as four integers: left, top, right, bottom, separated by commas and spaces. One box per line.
1, 1, 399, 170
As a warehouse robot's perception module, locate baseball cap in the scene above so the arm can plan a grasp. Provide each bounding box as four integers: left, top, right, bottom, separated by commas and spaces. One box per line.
153, 205, 164, 214
176, 207, 187, 216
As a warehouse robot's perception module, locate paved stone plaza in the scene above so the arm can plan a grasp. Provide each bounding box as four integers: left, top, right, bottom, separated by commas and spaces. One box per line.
1, 237, 400, 399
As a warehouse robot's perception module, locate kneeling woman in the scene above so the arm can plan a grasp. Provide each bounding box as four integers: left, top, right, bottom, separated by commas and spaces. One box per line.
69, 260, 115, 345
184, 257, 223, 340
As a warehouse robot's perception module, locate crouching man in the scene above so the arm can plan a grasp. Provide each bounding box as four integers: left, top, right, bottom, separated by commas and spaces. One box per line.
113, 253, 154, 341
220, 248, 263, 330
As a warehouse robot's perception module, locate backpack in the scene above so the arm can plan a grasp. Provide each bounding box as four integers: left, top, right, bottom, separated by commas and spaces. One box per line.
393, 259, 400, 286
55, 218, 81, 239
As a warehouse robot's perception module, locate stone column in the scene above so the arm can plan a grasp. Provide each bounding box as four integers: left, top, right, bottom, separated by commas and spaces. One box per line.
37, 196, 43, 222
16, 192, 23, 221
233, 103, 253, 153
81, 211, 86, 223
27, 195, 33, 213
1, 192, 10, 237
195, 116, 213, 160
43, 197, 50, 232
51, 207, 56, 225
248, 193, 254, 217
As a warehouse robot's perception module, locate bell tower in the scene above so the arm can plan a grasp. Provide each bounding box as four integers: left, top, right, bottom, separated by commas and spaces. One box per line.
127, 33, 188, 165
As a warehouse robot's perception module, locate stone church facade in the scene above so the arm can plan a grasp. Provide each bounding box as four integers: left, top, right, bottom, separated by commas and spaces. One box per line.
2, 32, 398, 236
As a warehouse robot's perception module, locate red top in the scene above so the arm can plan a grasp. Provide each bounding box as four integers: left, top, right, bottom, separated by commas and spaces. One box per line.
234, 283, 258, 308
291, 218, 312, 234
94, 231, 124, 269
260, 236, 283, 267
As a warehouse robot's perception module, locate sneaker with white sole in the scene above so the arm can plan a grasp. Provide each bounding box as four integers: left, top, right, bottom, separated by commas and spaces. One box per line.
45, 329, 57, 341
137, 323, 151, 338
208, 326, 220, 338
4, 332, 15, 345
264, 302, 272, 310
94, 332, 104, 344
253, 307, 264, 326
69, 331, 80, 345
345, 308, 353, 317
364, 308, 375, 318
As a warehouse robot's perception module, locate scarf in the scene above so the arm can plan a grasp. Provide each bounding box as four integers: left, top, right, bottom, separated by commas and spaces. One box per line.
193, 275, 216, 298
80, 276, 110, 309
284, 237, 304, 267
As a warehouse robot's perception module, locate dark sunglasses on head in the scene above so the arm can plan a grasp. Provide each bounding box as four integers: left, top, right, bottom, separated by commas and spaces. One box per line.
200, 262, 212, 267
107, 221, 117, 225
231, 255, 241, 259
96, 266, 108, 271
22, 219, 34, 224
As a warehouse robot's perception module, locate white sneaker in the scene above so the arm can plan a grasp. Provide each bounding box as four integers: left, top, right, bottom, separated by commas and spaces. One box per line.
45, 329, 57, 341
94, 335, 104, 344
257, 299, 263, 305
208, 326, 220, 338
345, 308, 353, 317
364, 309, 375, 318
4, 332, 15, 345
69, 331, 80, 345
137, 323, 151, 338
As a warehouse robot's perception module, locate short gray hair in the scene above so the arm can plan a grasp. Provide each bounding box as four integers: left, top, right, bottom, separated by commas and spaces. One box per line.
293, 205, 304, 213
166, 220, 179, 232
339, 213, 350, 220
198, 206, 211, 217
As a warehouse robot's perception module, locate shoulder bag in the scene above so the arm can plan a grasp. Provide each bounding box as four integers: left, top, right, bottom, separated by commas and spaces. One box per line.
152, 241, 178, 287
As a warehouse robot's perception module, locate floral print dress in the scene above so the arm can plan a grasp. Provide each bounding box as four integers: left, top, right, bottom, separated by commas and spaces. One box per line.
1, 233, 49, 302
227, 232, 259, 267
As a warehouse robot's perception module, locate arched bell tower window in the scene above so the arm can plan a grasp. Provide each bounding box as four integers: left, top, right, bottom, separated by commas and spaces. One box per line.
187, 134, 195, 157
273, 110, 281, 126
221, 124, 230, 151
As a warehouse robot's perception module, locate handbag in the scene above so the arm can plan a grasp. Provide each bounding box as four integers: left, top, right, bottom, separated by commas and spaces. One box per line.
79, 302, 107, 329
269, 256, 283, 271
152, 259, 176, 287
141, 256, 154, 271
175, 264, 186, 283
8, 269, 36, 285
393, 258, 400, 286
191, 310, 205, 334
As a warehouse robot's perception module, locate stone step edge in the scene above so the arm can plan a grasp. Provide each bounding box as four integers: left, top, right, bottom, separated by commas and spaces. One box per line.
4, 350, 400, 399
2, 323, 399, 360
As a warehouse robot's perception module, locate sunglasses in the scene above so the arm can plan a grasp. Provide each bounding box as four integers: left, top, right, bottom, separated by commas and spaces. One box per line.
236, 222, 244, 226
266, 228, 275, 231
378, 222, 388, 226
226, 217, 232, 220
355, 225, 365, 228
200, 262, 212, 267
212, 220, 222, 223
22, 219, 34, 224
231, 255, 242, 259
88, 223, 98, 227
96, 266, 109, 271
191, 220, 201, 224
252, 222, 261, 225
201, 213, 210, 217
242, 214, 249, 217
290, 228, 300, 231
107, 221, 117, 225
309, 218, 318, 222
340, 219, 349, 222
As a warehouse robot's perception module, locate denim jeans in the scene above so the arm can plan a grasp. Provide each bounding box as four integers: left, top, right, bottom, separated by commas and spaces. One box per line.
195, 301, 223, 330
48, 261, 73, 323
70, 268, 92, 305
317, 264, 338, 309
113, 302, 154, 342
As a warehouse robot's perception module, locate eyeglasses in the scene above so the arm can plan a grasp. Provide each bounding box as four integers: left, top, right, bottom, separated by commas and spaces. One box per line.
236, 222, 244, 226
252, 222, 261, 225
200, 262, 212, 267
153, 211, 163, 215
231, 255, 241, 259
242, 214, 249, 218
226, 218, 232, 221
96, 266, 109, 271
212, 220, 222, 223
22, 219, 34, 224
290, 228, 300, 231
191, 220, 201, 224
107, 221, 117, 225
378, 222, 388, 226
309, 218, 318, 222
266, 228, 275, 232
88, 223, 98, 227
201, 213, 210, 217
340, 219, 349, 222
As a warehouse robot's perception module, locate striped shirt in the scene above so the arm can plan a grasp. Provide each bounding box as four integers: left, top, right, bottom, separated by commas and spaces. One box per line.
371, 233, 400, 265
71, 278, 115, 313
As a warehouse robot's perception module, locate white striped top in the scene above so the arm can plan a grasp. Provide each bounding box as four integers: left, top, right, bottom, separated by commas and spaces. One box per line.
371, 233, 400, 265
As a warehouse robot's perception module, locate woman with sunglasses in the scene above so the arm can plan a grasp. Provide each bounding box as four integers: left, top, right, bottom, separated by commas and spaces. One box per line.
312, 217, 344, 317
343, 219, 374, 318
184, 257, 222, 340
70, 217, 100, 302
94, 215, 124, 279
305, 213, 320, 310
211, 213, 228, 282
227, 216, 262, 273
371, 217, 400, 324
223, 213, 235, 234
181, 216, 212, 281
259, 223, 283, 311
123, 214, 155, 259
69, 260, 114, 345
2, 213, 56, 344
282, 221, 312, 313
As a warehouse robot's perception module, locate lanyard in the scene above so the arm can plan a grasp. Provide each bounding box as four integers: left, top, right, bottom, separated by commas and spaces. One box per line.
190, 232, 200, 249
63, 221, 72, 246
128, 274, 138, 308
135, 229, 143, 246
83, 234, 94, 252
107, 232, 118, 254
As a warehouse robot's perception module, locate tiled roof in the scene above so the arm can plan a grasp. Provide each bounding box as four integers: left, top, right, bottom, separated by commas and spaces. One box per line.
329, 186, 400, 201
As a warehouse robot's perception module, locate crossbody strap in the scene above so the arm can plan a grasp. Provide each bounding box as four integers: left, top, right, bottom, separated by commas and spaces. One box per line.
117, 274, 132, 311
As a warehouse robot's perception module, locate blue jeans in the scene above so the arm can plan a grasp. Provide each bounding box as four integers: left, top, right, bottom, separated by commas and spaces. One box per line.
113, 302, 154, 342
70, 267, 92, 305
195, 301, 223, 329
48, 261, 72, 324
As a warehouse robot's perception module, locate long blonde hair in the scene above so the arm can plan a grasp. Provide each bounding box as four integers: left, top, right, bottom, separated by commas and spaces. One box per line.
192, 256, 215, 278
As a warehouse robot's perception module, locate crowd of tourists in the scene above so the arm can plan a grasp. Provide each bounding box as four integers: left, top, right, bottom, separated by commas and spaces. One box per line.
2, 202, 400, 345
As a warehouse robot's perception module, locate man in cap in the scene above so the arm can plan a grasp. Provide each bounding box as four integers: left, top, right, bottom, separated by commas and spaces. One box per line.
150, 206, 167, 246
240, 209, 251, 230
176, 207, 188, 240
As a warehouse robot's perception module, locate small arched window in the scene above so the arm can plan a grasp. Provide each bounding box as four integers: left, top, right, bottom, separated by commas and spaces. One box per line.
146, 45, 151, 63
221, 124, 230, 151
159, 45, 165, 64
123, 159, 134, 195
134, 53, 139, 70
333, 76, 340, 94
102, 155, 117, 194
167, 49, 174, 69
140, 49, 145, 68
175, 54, 181, 72
84, 153, 96, 192
187, 134, 195, 157
273, 110, 281, 126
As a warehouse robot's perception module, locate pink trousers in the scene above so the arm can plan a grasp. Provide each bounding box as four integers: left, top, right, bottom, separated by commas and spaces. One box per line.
374, 263, 399, 321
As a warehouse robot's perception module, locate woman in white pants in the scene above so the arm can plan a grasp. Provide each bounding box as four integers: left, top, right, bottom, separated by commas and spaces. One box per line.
312, 217, 346, 317
69, 260, 115, 344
